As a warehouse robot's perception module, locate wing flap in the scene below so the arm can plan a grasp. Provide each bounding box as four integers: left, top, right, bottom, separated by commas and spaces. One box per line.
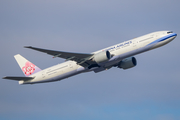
3, 76, 34, 81
24, 46, 96, 68
24, 46, 93, 59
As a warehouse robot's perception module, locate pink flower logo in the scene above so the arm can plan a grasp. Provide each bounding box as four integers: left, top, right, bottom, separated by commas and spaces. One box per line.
22, 62, 35, 76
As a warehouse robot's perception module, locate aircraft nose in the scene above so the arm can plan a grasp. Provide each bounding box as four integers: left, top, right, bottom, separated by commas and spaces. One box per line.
171, 33, 177, 42
174, 33, 177, 37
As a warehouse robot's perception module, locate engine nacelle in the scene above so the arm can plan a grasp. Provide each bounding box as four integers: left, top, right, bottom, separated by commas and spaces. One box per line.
93, 51, 111, 64
118, 57, 137, 70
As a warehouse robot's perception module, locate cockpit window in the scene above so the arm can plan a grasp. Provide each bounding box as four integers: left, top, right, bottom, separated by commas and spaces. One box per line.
167, 31, 173, 34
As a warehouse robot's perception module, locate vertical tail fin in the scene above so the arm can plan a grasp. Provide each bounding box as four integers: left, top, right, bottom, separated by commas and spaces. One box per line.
14, 54, 41, 77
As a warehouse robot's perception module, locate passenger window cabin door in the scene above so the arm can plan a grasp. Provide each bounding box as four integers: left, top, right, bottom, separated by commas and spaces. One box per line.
69, 63, 73, 69
42, 71, 45, 78
133, 40, 138, 49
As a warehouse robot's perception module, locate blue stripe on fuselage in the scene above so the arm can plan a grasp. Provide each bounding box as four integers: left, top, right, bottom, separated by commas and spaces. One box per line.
147, 33, 177, 46
106, 33, 177, 66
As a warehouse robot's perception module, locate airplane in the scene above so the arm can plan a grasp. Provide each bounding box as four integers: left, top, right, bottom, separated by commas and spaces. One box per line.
3, 31, 177, 85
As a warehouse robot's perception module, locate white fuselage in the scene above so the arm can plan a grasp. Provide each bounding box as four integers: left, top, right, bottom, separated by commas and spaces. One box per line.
20, 31, 177, 84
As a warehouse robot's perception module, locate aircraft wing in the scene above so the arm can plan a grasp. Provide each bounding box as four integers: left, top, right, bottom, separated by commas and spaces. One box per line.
25, 46, 96, 68
3, 76, 34, 81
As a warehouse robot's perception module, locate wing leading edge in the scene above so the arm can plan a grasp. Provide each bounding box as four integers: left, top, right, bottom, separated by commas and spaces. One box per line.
24, 46, 96, 68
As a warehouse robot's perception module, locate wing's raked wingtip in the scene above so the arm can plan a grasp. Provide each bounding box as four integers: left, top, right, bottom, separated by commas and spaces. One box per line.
24, 46, 32, 48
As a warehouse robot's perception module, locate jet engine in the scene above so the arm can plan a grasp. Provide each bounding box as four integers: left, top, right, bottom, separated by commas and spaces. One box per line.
93, 51, 111, 64
118, 57, 137, 70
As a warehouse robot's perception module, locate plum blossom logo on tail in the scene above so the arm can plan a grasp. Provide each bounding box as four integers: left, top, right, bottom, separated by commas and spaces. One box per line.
22, 62, 35, 76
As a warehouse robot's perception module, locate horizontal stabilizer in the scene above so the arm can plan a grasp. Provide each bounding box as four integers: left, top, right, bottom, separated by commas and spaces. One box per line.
3, 76, 34, 81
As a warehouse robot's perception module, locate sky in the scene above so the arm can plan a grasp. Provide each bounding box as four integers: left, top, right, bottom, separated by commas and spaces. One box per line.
0, 0, 180, 120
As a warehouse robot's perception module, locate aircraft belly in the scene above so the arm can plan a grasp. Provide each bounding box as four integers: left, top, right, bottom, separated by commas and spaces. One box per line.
26, 65, 84, 84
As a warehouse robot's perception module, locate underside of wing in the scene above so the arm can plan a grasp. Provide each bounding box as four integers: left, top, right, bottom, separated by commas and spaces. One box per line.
24, 46, 96, 68
3, 76, 34, 81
